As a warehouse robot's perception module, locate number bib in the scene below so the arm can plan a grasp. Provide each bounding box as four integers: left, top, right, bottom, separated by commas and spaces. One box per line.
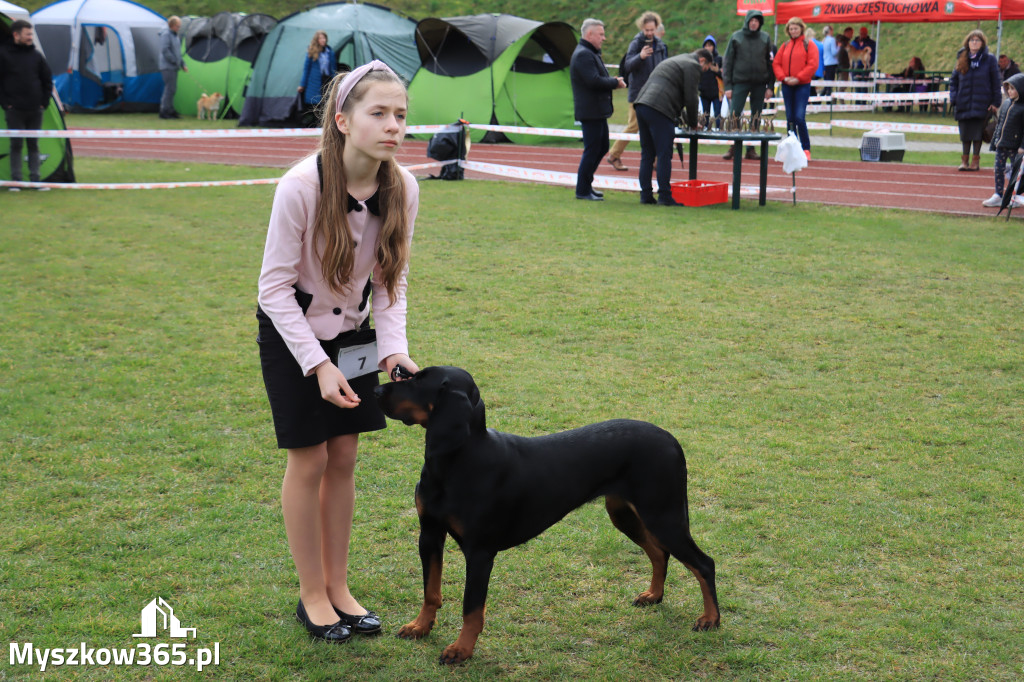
336, 340, 378, 380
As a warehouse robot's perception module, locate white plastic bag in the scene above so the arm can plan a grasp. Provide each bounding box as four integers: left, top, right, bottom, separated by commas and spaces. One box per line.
774, 131, 807, 174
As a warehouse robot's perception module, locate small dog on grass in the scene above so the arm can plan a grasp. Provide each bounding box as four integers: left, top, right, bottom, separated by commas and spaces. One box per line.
196, 92, 223, 120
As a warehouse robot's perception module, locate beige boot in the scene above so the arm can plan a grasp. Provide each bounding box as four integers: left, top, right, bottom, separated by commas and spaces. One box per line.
957, 154, 969, 171
969, 154, 981, 171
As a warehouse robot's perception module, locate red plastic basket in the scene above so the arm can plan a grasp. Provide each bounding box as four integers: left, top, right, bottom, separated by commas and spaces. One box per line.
670, 180, 729, 207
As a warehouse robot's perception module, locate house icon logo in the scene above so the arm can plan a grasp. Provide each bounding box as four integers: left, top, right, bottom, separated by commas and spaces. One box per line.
132, 597, 197, 639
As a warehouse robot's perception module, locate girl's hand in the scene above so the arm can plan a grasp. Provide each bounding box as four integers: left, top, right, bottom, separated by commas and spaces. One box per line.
384, 354, 420, 381
314, 361, 361, 408
297, 86, 305, 93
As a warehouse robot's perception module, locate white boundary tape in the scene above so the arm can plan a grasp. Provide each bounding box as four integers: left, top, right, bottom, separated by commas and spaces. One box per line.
459, 159, 776, 197
0, 160, 449, 190
830, 119, 958, 134
0, 115, 958, 191
0, 124, 457, 139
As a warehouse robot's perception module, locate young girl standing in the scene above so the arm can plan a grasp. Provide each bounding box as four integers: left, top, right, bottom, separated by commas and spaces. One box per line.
257, 61, 419, 642
984, 73, 1024, 207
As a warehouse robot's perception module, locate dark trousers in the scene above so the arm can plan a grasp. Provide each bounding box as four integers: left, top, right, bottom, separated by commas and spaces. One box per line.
5, 108, 43, 181
823, 64, 837, 95
160, 68, 178, 116
994, 148, 1017, 195
728, 82, 766, 118
635, 104, 677, 202
699, 94, 723, 125
576, 118, 609, 196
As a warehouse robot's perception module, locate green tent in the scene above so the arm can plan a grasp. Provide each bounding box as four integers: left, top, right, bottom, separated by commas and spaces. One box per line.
407, 14, 577, 144
173, 12, 277, 119
1, 8, 75, 183
239, 2, 418, 127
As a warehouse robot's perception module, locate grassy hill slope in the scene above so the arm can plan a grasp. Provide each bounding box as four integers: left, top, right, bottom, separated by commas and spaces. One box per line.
17, 0, 1023, 79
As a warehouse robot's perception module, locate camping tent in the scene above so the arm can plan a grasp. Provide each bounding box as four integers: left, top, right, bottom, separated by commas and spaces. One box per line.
239, 2, 418, 127
173, 12, 277, 118
0, 0, 28, 21
407, 14, 578, 143
1, 7, 75, 182
31, 0, 166, 112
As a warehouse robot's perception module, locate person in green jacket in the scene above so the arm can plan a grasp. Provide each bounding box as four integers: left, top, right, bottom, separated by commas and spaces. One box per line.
722, 10, 775, 159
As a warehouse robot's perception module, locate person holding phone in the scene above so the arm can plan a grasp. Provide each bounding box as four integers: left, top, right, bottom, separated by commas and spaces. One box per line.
606, 11, 667, 172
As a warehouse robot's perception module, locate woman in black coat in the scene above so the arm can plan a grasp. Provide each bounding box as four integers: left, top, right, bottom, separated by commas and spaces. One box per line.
949, 30, 1002, 171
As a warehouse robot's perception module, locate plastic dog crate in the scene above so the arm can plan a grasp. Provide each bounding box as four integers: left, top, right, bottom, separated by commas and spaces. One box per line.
670, 180, 729, 206
860, 131, 906, 162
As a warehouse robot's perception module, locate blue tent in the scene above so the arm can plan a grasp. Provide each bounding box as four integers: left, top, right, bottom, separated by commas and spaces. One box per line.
32, 0, 166, 112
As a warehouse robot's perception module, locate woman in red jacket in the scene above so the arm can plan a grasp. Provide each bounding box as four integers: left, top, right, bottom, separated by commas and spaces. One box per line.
773, 17, 819, 159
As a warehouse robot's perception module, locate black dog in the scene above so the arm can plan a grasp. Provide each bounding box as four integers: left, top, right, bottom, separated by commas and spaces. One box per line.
374, 366, 719, 664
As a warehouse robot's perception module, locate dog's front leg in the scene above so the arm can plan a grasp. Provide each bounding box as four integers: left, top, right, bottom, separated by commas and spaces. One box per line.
439, 549, 495, 665
398, 513, 446, 641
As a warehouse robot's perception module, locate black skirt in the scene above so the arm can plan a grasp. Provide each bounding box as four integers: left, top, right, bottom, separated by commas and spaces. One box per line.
257, 307, 385, 449
959, 117, 987, 142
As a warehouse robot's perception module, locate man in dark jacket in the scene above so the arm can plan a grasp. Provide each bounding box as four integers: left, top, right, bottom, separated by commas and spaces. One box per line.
570, 17, 626, 201
606, 11, 667, 172
0, 20, 52, 189
999, 54, 1021, 81
722, 10, 775, 160
634, 49, 711, 206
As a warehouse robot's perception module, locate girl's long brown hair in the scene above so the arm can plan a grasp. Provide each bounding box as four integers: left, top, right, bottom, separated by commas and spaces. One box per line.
307, 31, 328, 60
956, 30, 987, 74
313, 69, 410, 307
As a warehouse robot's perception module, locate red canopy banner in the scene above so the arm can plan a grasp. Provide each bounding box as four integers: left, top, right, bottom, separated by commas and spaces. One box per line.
775, 0, 1002, 23
737, 0, 777, 16
1002, 0, 1024, 17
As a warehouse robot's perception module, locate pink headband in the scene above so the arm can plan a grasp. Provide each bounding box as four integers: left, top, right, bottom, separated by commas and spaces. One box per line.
335, 60, 399, 112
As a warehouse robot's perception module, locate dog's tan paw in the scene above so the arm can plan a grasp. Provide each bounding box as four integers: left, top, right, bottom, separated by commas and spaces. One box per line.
632, 591, 664, 607
439, 643, 473, 665
692, 615, 721, 631
397, 622, 431, 640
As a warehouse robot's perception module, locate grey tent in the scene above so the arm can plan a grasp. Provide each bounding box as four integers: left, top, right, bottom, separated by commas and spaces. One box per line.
408, 14, 577, 143
239, 1, 417, 127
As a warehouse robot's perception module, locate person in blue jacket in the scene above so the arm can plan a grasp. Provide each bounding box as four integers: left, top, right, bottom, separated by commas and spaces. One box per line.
697, 35, 724, 129
949, 29, 1002, 171
298, 31, 336, 119
806, 27, 825, 96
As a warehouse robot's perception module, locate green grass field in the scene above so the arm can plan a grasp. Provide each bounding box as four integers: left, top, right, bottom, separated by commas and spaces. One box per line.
2, 158, 1023, 680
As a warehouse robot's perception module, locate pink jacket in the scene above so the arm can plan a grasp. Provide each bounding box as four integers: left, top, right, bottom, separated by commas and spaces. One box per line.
258, 155, 419, 376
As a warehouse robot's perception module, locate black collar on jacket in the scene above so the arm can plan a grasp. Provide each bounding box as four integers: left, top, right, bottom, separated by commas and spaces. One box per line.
346, 191, 380, 216
579, 39, 602, 56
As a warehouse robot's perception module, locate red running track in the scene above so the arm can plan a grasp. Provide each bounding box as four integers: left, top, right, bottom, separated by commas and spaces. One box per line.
69, 130, 1012, 219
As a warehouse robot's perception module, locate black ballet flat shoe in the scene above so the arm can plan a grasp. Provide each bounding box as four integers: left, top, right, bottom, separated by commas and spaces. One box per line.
333, 607, 382, 635
296, 600, 352, 643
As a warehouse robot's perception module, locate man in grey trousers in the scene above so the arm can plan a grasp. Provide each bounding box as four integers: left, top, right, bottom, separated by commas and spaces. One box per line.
157, 16, 186, 119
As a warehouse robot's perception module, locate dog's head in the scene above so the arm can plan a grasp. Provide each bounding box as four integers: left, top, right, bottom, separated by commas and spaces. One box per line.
374, 366, 484, 455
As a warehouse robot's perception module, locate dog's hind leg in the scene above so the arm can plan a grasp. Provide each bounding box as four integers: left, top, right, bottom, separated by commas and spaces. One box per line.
644, 515, 720, 631
605, 495, 669, 606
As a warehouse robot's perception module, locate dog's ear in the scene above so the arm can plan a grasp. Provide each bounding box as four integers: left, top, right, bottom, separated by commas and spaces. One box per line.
424, 378, 474, 458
